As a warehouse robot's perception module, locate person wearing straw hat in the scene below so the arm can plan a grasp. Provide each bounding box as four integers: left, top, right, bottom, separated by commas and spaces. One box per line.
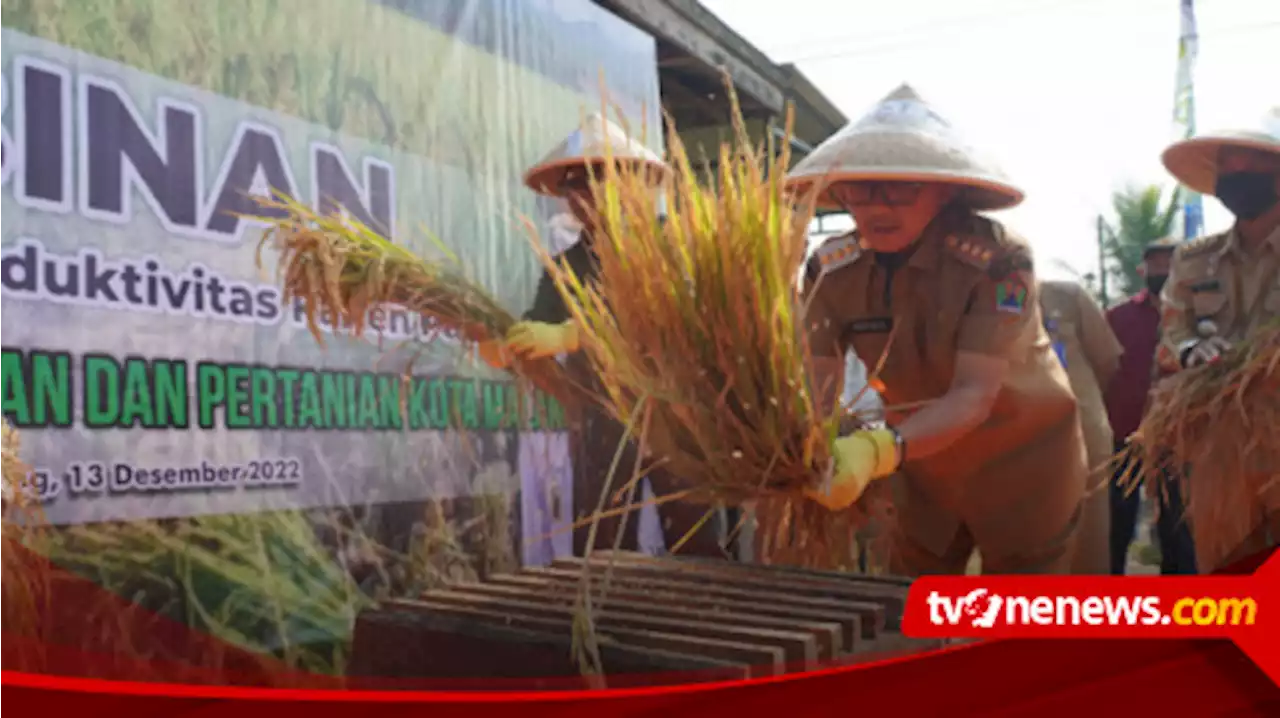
1037, 278, 1123, 574
480, 112, 725, 559
1154, 106, 1280, 570
787, 84, 1089, 576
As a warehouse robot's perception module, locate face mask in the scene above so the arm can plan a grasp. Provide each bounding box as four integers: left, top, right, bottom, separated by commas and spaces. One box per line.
1214, 171, 1279, 220
1146, 275, 1168, 295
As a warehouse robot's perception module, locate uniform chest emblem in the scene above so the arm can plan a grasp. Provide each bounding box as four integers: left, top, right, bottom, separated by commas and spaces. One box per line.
995, 277, 1029, 314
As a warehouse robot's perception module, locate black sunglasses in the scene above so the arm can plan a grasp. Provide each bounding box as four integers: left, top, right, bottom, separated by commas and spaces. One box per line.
831, 182, 925, 206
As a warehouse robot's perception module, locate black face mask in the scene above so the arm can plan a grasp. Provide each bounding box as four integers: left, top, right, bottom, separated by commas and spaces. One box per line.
1146, 275, 1168, 295
1214, 171, 1279, 220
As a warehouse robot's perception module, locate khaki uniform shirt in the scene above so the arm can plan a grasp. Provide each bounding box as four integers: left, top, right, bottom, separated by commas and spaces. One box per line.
803, 207, 1085, 558
1156, 226, 1280, 372
1154, 225, 1280, 570
1039, 279, 1122, 466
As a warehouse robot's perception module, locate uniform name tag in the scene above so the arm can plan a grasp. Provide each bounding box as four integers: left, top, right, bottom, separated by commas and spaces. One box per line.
846, 317, 893, 334
1190, 279, 1221, 293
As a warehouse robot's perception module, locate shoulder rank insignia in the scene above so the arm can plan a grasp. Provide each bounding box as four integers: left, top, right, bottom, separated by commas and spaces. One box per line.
944, 234, 996, 270
811, 234, 862, 275
1179, 232, 1227, 258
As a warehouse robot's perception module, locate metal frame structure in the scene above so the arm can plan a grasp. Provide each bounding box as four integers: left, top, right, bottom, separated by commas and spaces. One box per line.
591, 0, 848, 217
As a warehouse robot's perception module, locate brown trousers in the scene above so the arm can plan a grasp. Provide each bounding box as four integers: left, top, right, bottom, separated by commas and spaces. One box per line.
888, 412, 1088, 576
569, 410, 723, 558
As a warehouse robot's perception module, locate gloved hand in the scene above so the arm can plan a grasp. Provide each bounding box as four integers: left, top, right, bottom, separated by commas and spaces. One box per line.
804, 427, 902, 511
505, 320, 580, 359
1179, 336, 1231, 368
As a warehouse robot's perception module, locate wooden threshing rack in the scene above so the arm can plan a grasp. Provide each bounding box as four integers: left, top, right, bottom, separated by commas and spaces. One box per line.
350, 551, 939, 687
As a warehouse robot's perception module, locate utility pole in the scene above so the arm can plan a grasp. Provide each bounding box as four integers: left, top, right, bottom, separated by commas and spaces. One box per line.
1096, 214, 1109, 308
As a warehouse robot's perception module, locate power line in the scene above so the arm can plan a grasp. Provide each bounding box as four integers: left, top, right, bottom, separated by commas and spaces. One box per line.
781, 19, 1280, 65
763, 0, 1072, 54
762, 0, 1152, 56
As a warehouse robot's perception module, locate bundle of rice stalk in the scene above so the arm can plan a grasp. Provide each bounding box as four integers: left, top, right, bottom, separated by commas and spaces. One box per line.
1119, 321, 1280, 569
44, 509, 371, 679
527, 87, 858, 563
2, 420, 52, 669
251, 193, 583, 413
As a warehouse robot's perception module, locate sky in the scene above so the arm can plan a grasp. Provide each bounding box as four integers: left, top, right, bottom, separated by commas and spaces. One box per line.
699, 0, 1280, 283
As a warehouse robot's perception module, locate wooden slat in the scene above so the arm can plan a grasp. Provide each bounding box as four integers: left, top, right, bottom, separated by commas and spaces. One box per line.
486, 570, 859, 654
443, 579, 842, 659
664, 553, 915, 588
591, 552, 911, 626
546, 559, 888, 638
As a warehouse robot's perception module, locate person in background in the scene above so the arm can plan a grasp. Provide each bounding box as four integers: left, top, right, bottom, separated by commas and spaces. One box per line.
481, 113, 724, 558
1038, 279, 1123, 574
1103, 238, 1197, 574
788, 84, 1088, 575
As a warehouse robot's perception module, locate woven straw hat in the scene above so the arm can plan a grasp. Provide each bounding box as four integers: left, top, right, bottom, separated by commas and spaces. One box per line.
1161, 107, 1280, 195
523, 112, 667, 197
785, 84, 1024, 211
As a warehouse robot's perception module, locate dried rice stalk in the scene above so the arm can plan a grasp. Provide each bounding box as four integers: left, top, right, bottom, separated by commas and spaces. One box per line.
525, 81, 871, 565
1119, 321, 1280, 569
250, 193, 583, 412
2, 420, 52, 669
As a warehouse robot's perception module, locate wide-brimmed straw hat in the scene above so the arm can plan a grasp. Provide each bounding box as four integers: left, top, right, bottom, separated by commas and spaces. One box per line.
523, 112, 667, 197
1161, 107, 1280, 195
785, 84, 1024, 211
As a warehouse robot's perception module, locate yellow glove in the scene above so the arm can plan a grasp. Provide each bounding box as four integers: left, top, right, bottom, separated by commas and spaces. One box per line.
505, 320, 580, 359
805, 428, 902, 511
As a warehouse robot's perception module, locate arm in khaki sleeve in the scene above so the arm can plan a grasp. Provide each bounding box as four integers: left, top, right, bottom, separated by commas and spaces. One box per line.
1074, 283, 1123, 388
893, 255, 1038, 460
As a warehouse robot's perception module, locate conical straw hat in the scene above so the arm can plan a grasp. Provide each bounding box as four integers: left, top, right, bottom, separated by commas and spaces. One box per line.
1162, 107, 1280, 196
524, 112, 667, 196
785, 84, 1024, 211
